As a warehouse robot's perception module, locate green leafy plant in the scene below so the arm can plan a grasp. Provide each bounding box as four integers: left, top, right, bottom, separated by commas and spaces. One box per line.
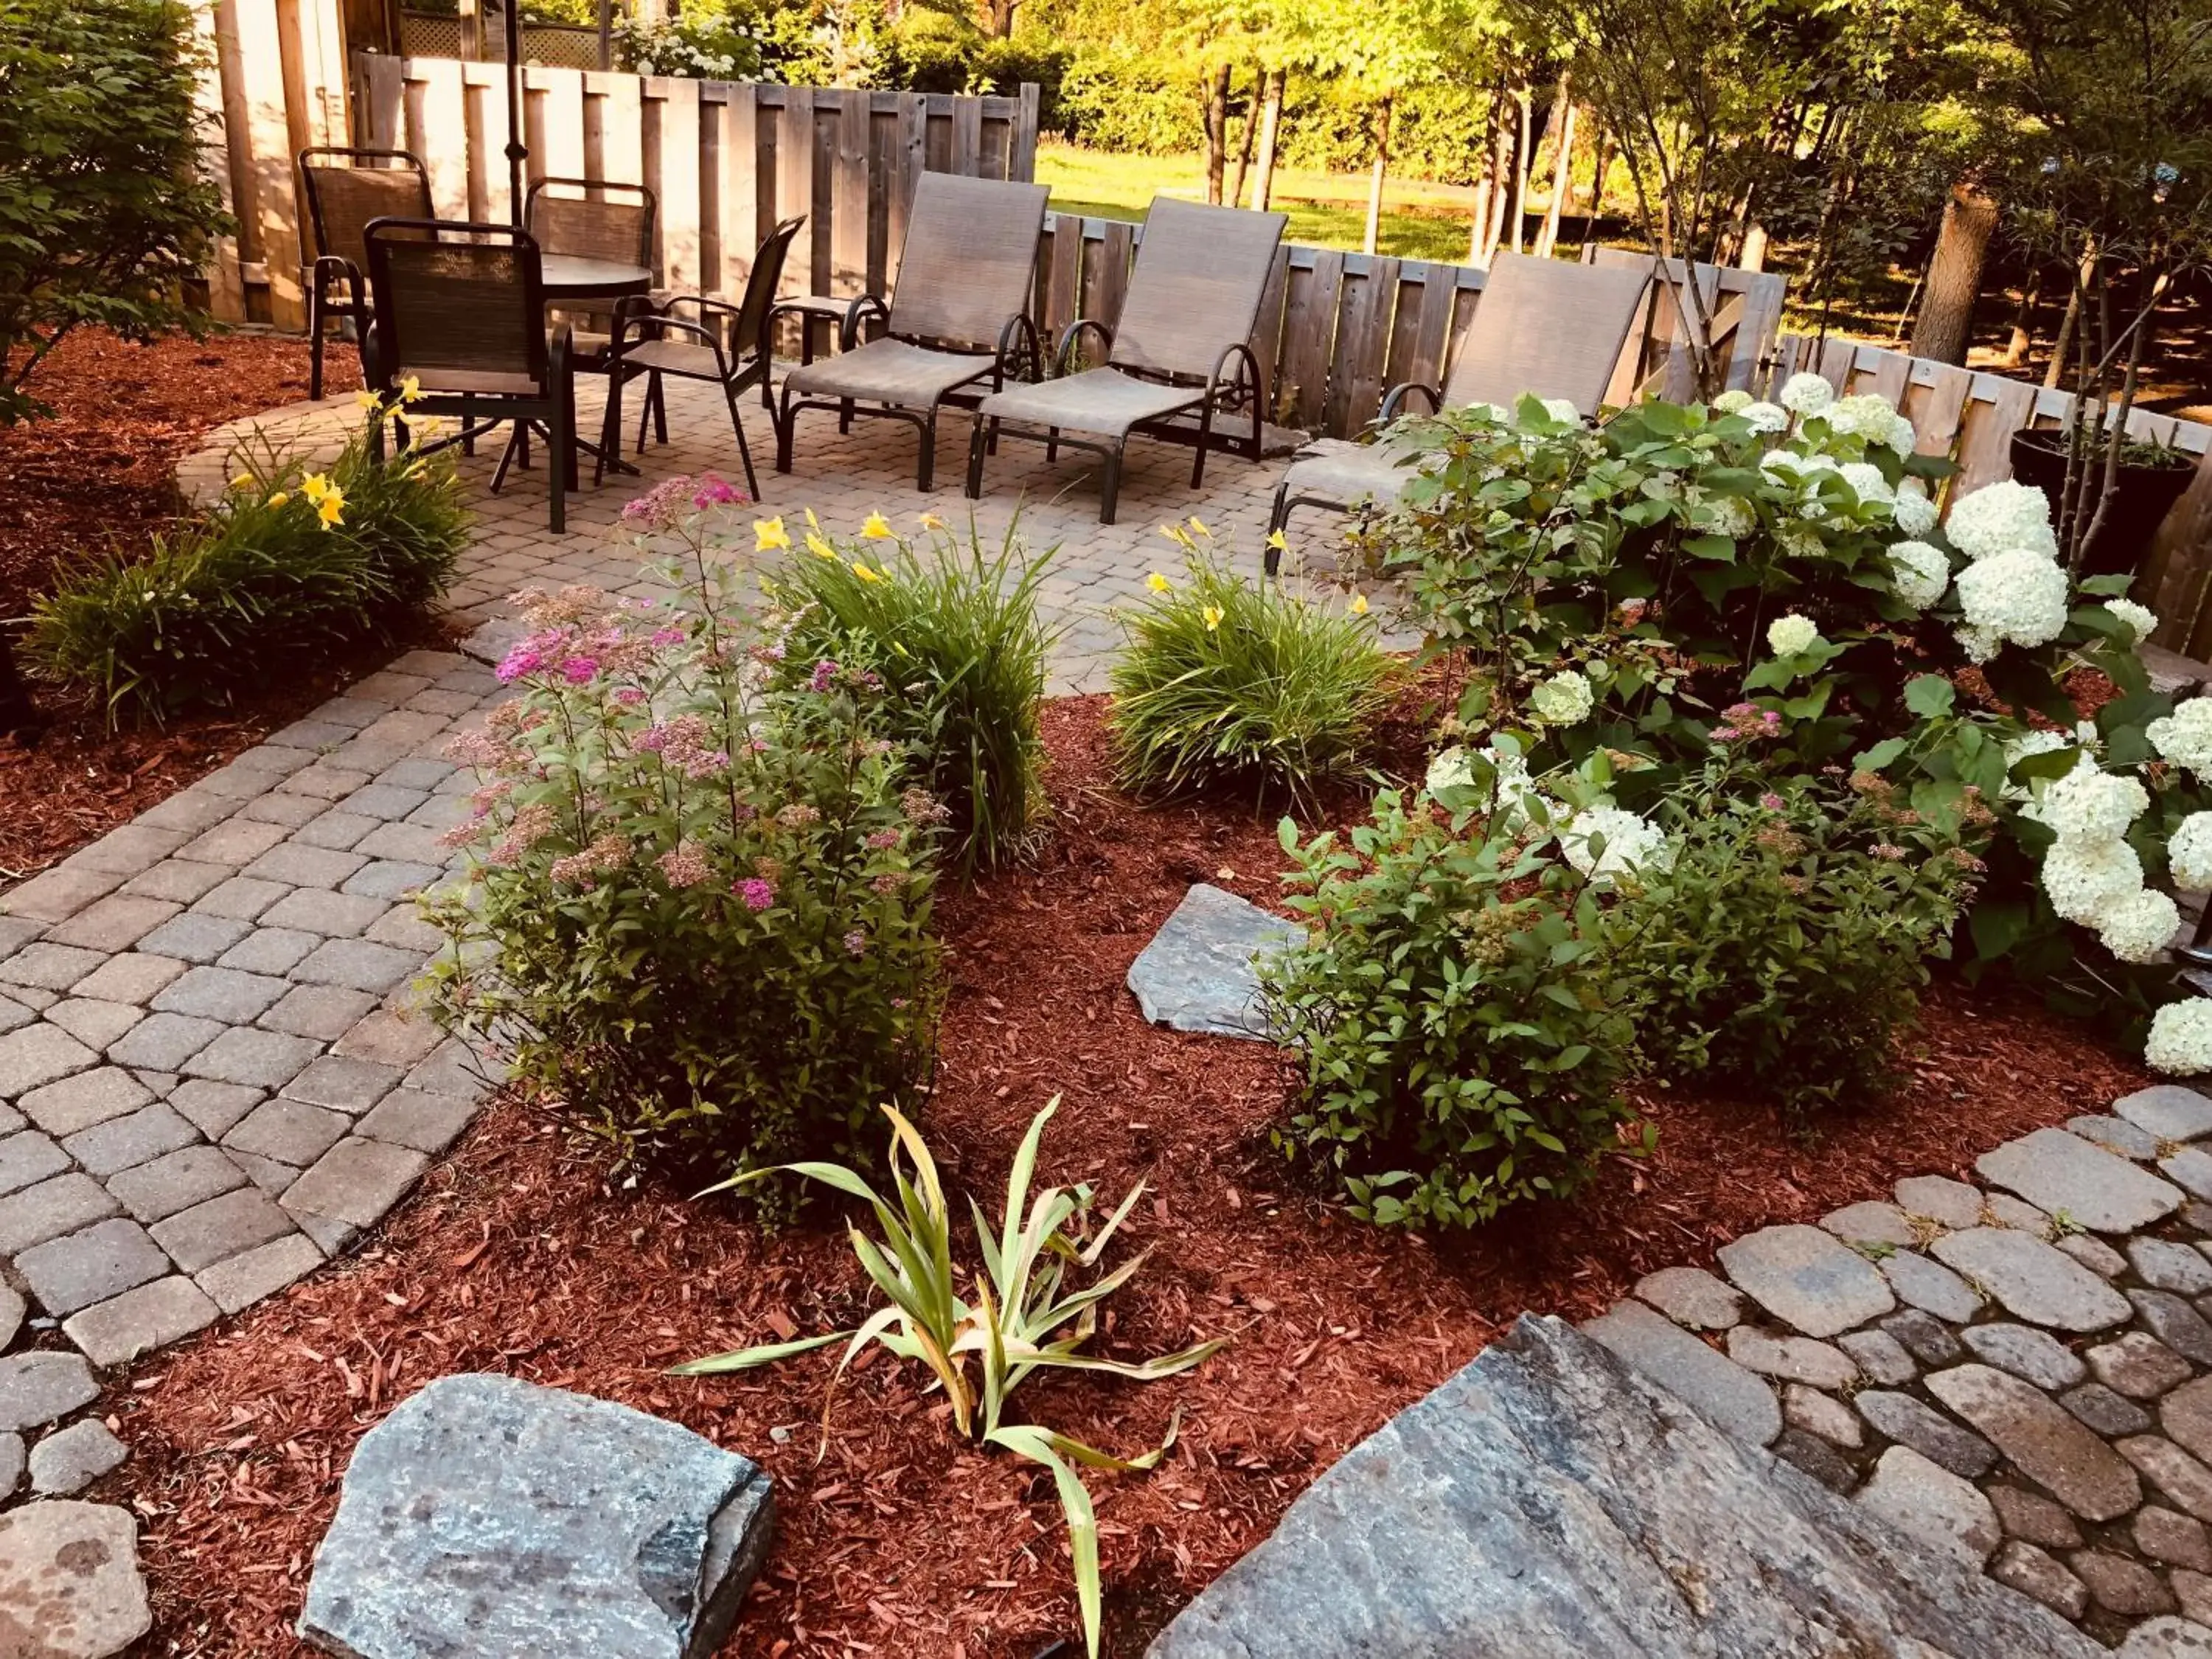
1109, 538, 1397, 808
760, 512, 1056, 875
421, 480, 942, 1215
672, 1097, 1225, 1658
25, 420, 465, 720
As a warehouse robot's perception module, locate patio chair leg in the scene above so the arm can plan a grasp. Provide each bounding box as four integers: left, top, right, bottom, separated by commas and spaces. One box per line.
490, 428, 519, 495
1265, 483, 1291, 574
987, 417, 1000, 458
1045, 426, 1057, 464
1099, 446, 1123, 525
1192, 404, 1216, 490
839, 396, 853, 437
636, 372, 655, 454
307, 286, 325, 403
964, 420, 986, 500
775, 386, 799, 473
596, 369, 625, 489
549, 400, 568, 535
916, 411, 936, 493
723, 384, 761, 502
652, 377, 668, 445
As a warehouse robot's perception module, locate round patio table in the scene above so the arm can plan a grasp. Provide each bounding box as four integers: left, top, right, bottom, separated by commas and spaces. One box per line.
540, 255, 653, 305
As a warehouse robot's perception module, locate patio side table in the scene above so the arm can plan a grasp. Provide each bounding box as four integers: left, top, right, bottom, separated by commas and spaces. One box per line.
535, 256, 653, 484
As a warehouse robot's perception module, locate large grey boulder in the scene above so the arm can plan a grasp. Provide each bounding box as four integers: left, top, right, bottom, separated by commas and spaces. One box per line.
0, 1500, 150, 1658
300, 1373, 773, 1659
1125, 883, 1296, 1040
1147, 1315, 2101, 1658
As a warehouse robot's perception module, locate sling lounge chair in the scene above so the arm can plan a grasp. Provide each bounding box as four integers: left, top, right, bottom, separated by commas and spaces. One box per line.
775, 173, 1048, 491
1264, 251, 1654, 570
965, 198, 1288, 524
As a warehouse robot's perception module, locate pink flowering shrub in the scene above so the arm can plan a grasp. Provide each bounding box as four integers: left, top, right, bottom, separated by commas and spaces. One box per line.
421, 481, 942, 1211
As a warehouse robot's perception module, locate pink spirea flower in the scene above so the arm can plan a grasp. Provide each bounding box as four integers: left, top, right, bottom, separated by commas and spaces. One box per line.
736, 877, 776, 911
495, 649, 542, 684
844, 929, 868, 957
1759, 792, 1785, 812
560, 657, 599, 684
619, 476, 699, 529
809, 660, 840, 693
866, 829, 901, 850
613, 686, 647, 706
650, 627, 686, 647
692, 474, 747, 509
658, 841, 712, 888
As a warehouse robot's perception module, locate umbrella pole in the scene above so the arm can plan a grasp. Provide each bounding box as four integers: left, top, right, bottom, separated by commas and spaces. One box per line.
505, 0, 526, 226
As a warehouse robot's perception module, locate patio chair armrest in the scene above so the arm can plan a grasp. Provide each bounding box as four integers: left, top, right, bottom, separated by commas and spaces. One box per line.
996, 313, 1043, 383
1378, 381, 1443, 422
1206, 341, 1262, 407
840, 294, 889, 352
549, 321, 575, 387
618, 313, 732, 378
1055, 318, 1113, 378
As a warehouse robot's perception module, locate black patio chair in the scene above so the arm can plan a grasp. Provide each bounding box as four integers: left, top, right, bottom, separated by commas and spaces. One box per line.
361, 218, 577, 533
597, 215, 805, 500
297, 147, 434, 401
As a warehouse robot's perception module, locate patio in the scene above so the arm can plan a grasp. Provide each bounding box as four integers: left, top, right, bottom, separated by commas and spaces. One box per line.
178, 375, 1326, 696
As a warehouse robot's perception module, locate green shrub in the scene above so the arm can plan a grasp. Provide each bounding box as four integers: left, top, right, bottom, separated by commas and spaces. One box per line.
422, 484, 942, 1217
1261, 778, 1648, 1229
26, 420, 465, 720
759, 513, 1054, 875
1107, 546, 1396, 808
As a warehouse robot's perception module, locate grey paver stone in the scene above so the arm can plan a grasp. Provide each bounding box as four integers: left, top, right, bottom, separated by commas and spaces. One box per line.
106, 1144, 249, 1222
1724, 1326, 1857, 1389
2115, 1617, 2212, 1657
260, 888, 386, 937
135, 787, 241, 835
0, 999, 32, 1039
62, 1273, 221, 1367
341, 784, 429, 821
1879, 1249, 1984, 1323
1783, 1382, 1862, 1447
401, 1037, 492, 1099
1855, 1445, 2000, 1568
0, 1174, 119, 1256
1992, 1484, 2084, 1548
0, 1131, 70, 1197
366, 909, 445, 953
281, 762, 373, 799
2057, 1232, 2131, 1276
0, 865, 123, 922
175, 817, 290, 867
102, 1010, 226, 1073
0, 1286, 18, 1351
2124, 1087, 2212, 1142
1, 988, 53, 1013
0, 1023, 97, 1099
28, 1420, 128, 1496
2065, 1381, 2156, 1436
356, 1088, 482, 1156
225, 1147, 300, 1197
150, 1186, 299, 1273
1855, 1388, 1998, 1478
1581, 1299, 1781, 1446
2122, 1436, 2212, 1522
243, 843, 367, 888
293, 810, 379, 852
0, 1352, 97, 1431
2069, 1113, 2163, 1160
120, 860, 235, 904
60, 1104, 197, 1178
283, 1055, 400, 1115
2166, 1150, 2212, 1203
1818, 1201, 1917, 1247
42, 895, 181, 953
195, 1230, 324, 1314
259, 984, 377, 1041
238, 791, 327, 828
66, 953, 185, 1006
136, 913, 253, 963
2138, 1290, 2212, 1365
153, 964, 290, 1022
1773, 1427, 1855, 1492
1987, 1192, 2056, 1236
1992, 1540, 2089, 1620
268, 717, 355, 748
16, 1068, 153, 1138
1926, 1363, 2141, 1520
59, 826, 183, 879
15, 1217, 170, 1316
376, 757, 455, 790
291, 1208, 359, 1257
1715, 1223, 1895, 1338
2141, 1507, 2212, 1572
2093, 1333, 2196, 1399
2071, 1549, 2175, 1615
1961, 1321, 2088, 1390
2175, 1577, 2212, 1631
293, 937, 423, 995
189, 876, 291, 921
41, 999, 142, 1052
222, 1098, 349, 1166
352, 821, 448, 863
215, 928, 321, 975
1838, 1328, 1917, 1385
341, 860, 442, 901
1977, 1127, 2184, 1234
167, 1079, 262, 1140
282, 1136, 429, 1231
2139, 1239, 2212, 1295
1929, 1227, 2132, 1331
0, 945, 111, 993
0, 1433, 17, 1500
183, 1026, 321, 1090
2168, 1377, 2212, 1465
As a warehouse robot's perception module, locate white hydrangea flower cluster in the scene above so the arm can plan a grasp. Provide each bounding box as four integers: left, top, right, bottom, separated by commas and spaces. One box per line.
1561, 806, 1672, 885
1839, 462, 1893, 507
1540, 397, 1582, 424
1425, 743, 1544, 828
1768, 614, 1821, 656
1777, 373, 1834, 416
1888, 541, 1950, 609
2147, 998, 2212, 1075
1944, 480, 2061, 563
2150, 699, 2212, 777
1711, 389, 1753, 414
2106, 599, 2159, 644
2035, 760, 2149, 841
2031, 754, 2176, 962
1828, 394, 1899, 442
1529, 669, 1594, 725
1696, 495, 1757, 539
2170, 812, 2212, 891
1740, 401, 1790, 434
1953, 546, 2070, 652
1893, 480, 1939, 538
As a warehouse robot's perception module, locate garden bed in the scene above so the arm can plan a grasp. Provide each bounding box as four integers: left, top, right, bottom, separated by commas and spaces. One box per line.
102, 695, 2149, 1657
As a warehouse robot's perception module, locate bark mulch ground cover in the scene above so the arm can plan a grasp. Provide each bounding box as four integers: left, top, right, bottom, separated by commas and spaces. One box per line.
100, 695, 2151, 1657
0, 328, 372, 891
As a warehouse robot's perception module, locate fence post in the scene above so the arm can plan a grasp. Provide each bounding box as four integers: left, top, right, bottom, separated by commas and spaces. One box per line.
1011, 82, 1040, 182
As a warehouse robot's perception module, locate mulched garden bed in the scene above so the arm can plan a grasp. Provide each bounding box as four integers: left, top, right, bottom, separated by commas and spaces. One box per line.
0, 327, 373, 891
110, 696, 2149, 1658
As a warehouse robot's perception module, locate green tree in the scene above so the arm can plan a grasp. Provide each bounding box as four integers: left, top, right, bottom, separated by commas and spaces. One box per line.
0, 0, 228, 425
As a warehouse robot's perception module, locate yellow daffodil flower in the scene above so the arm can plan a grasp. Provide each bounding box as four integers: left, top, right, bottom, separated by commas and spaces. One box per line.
851, 561, 883, 582
919, 512, 947, 532
1187, 515, 1211, 539
755, 517, 790, 552
1202, 605, 1224, 631
1350, 594, 1370, 615
860, 512, 894, 540
806, 532, 838, 560
265, 491, 290, 507
1146, 571, 1172, 594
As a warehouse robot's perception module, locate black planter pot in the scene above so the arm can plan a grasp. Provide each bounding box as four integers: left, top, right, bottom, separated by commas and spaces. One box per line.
2009, 428, 2197, 582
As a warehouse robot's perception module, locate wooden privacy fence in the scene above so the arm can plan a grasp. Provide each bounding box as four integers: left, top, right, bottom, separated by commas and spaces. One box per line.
1768, 334, 2212, 656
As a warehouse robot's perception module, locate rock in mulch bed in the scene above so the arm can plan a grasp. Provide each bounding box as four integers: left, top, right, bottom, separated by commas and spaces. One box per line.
0, 1499, 150, 1658
1124, 883, 1295, 1040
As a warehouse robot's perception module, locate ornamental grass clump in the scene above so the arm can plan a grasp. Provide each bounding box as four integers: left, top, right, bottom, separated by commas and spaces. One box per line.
672, 1097, 1225, 1659
421, 478, 942, 1214
757, 510, 1056, 876
1108, 534, 1396, 809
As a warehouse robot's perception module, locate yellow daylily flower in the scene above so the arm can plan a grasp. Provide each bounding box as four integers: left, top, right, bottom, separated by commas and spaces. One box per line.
1266, 528, 1288, 552
755, 517, 790, 552
301, 473, 333, 504
804, 507, 821, 532
1187, 515, 1211, 539
230, 472, 254, 491
1350, 593, 1370, 615
316, 491, 347, 528
918, 512, 947, 532
851, 561, 883, 583
1146, 571, 1172, 594
806, 532, 839, 561
860, 512, 894, 540
265, 491, 290, 507
354, 390, 383, 411
1158, 523, 1194, 550
1202, 605, 1225, 631
398, 374, 424, 403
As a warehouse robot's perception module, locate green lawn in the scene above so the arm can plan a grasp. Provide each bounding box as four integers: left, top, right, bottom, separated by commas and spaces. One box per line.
1037, 141, 1502, 263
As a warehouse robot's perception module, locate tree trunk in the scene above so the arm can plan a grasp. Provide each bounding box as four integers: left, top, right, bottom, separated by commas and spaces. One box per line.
1585, 128, 1610, 229
1250, 69, 1284, 212
1535, 88, 1576, 258
2000, 267, 2044, 369
1479, 97, 1514, 265
1907, 183, 1999, 365
1363, 94, 1393, 256
1228, 63, 1261, 208
1203, 65, 1231, 206
2045, 234, 2098, 389
1507, 85, 1533, 255
1739, 218, 1768, 271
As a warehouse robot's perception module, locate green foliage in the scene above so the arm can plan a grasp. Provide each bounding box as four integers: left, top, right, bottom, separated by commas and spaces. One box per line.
1261, 781, 1648, 1228
1107, 544, 1397, 807
759, 515, 1055, 876
674, 1098, 1225, 1659
26, 422, 465, 721
421, 499, 942, 1217
0, 0, 229, 422
614, 7, 768, 77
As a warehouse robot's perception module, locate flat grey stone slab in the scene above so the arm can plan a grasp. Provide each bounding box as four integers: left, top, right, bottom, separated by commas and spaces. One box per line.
0, 1500, 150, 1657
29, 1419, 127, 1496
1880, 1249, 1984, 1322
1124, 884, 1295, 1040
1583, 1300, 1780, 1447
1147, 1315, 2097, 1659
284, 1137, 428, 1231
1895, 1175, 1986, 1231
1723, 1326, 1857, 1390
63, 1275, 220, 1368
1716, 1224, 1895, 1338
0, 1352, 98, 1432
18, 1068, 153, 1138
1856, 1388, 1997, 1479
16, 1217, 170, 1316
1976, 1127, 2183, 1234
0, 1174, 120, 1256
300, 1373, 774, 1659
1838, 1328, 1916, 1386
1964, 1322, 2088, 1391
0, 1023, 97, 1099
2122, 1088, 2212, 1142
1631, 1266, 1743, 1330
1818, 1201, 1916, 1247
1927, 1363, 2141, 1521
150, 1186, 298, 1273
1857, 1445, 2002, 1568
1930, 1227, 2133, 1332
196, 1231, 324, 1314
2137, 1238, 2212, 1295
2071, 1114, 2163, 1160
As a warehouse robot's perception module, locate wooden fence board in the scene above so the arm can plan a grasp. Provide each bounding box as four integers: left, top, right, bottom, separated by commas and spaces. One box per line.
1248, 246, 1290, 417
1281, 248, 1344, 431
716, 83, 758, 293
658, 75, 703, 293
415, 57, 469, 220
1092, 218, 1135, 336
1042, 216, 1082, 343
1326, 255, 1397, 436
832, 88, 869, 297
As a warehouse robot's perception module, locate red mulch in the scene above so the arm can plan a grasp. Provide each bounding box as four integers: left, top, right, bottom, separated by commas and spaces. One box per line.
0, 329, 380, 888
108, 698, 2148, 1657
